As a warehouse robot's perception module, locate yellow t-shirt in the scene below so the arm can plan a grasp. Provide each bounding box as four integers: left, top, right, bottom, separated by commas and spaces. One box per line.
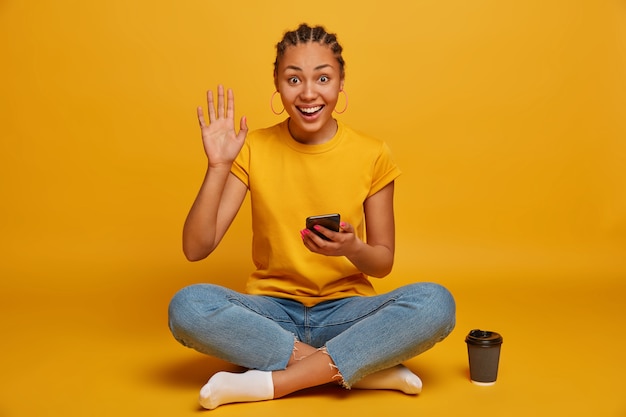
231, 120, 401, 306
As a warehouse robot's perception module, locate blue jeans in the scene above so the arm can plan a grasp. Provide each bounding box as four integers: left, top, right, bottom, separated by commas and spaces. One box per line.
168, 282, 455, 387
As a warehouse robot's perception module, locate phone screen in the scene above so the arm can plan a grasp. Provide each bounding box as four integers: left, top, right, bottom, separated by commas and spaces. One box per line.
306, 214, 340, 240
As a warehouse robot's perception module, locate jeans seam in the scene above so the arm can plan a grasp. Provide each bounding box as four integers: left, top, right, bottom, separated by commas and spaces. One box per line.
311, 298, 397, 328
226, 296, 294, 324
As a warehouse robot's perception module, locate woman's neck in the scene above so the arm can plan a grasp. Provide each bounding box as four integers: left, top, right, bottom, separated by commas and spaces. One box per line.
287, 118, 338, 145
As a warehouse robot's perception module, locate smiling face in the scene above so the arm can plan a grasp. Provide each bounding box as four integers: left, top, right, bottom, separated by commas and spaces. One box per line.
274, 42, 345, 145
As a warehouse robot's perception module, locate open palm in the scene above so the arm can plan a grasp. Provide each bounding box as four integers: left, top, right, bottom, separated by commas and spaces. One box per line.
197, 85, 248, 167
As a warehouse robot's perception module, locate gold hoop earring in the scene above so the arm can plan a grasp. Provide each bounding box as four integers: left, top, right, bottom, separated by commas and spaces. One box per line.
334, 90, 348, 114
270, 91, 285, 115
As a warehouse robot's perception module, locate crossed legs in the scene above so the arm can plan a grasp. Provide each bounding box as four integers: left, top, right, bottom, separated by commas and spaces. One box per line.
169, 283, 454, 410
199, 341, 422, 410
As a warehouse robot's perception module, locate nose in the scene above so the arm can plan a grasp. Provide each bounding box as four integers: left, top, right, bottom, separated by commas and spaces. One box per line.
299, 81, 317, 101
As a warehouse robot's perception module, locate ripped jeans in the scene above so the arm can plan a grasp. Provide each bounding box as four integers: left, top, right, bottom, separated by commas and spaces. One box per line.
168, 282, 455, 387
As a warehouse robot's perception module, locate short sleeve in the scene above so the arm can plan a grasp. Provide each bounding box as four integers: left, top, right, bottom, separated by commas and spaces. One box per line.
368, 141, 402, 197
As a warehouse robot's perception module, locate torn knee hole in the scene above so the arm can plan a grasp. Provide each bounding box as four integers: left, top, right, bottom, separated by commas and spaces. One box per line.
291, 339, 308, 362
318, 346, 349, 389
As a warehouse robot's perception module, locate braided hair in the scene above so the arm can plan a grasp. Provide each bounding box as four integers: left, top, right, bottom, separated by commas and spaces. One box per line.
274, 24, 345, 78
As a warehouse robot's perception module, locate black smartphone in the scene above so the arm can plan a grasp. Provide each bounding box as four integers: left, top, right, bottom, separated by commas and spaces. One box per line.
306, 213, 341, 241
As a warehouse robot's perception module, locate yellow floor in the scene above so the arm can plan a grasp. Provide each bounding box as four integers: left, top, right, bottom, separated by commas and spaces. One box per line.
2, 242, 625, 417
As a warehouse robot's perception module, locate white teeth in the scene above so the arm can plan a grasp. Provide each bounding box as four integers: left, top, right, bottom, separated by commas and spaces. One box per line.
299, 106, 322, 114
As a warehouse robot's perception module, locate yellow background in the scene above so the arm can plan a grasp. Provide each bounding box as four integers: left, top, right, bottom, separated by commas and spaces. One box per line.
1, 0, 625, 416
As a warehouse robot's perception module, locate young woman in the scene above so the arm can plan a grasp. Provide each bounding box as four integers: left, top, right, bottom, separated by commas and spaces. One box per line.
168, 24, 455, 410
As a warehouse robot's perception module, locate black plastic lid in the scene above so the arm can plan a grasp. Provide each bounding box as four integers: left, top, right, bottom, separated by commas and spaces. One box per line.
465, 329, 503, 346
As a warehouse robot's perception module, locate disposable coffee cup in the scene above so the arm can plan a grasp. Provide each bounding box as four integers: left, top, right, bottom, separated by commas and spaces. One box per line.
465, 329, 503, 386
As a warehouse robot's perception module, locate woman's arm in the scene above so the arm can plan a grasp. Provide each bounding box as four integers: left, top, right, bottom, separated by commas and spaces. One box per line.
183, 170, 247, 261
182, 86, 248, 261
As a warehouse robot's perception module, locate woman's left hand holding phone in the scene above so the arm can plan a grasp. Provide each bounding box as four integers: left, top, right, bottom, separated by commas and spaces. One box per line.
302, 221, 361, 259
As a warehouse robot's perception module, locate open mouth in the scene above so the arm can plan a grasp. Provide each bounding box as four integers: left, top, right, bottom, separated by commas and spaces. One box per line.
297, 105, 324, 116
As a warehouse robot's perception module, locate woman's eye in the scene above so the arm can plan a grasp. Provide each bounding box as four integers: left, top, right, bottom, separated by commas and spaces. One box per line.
320, 76, 329, 82
288, 77, 300, 84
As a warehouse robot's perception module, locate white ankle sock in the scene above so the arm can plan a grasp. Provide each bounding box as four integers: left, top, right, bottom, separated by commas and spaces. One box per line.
352, 364, 423, 394
199, 370, 274, 410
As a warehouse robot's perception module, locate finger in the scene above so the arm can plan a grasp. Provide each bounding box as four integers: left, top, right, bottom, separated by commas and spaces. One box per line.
217, 85, 225, 118
207, 90, 216, 122
197, 106, 206, 127
239, 116, 248, 137
227, 88, 235, 119
312, 225, 333, 242
301, 229, 317, 243
300, 230, 312, 247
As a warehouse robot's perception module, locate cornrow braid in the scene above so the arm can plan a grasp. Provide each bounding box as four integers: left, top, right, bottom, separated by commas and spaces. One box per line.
274, 23, 345, 78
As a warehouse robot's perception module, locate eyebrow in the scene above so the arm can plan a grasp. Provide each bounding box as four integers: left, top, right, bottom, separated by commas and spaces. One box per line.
284, 64, 334, 72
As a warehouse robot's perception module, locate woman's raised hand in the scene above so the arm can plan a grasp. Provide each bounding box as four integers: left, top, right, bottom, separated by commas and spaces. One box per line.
197, 85, 248, 167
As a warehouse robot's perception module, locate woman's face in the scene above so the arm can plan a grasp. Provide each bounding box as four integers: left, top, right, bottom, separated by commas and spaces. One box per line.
275, 42, 344, 144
